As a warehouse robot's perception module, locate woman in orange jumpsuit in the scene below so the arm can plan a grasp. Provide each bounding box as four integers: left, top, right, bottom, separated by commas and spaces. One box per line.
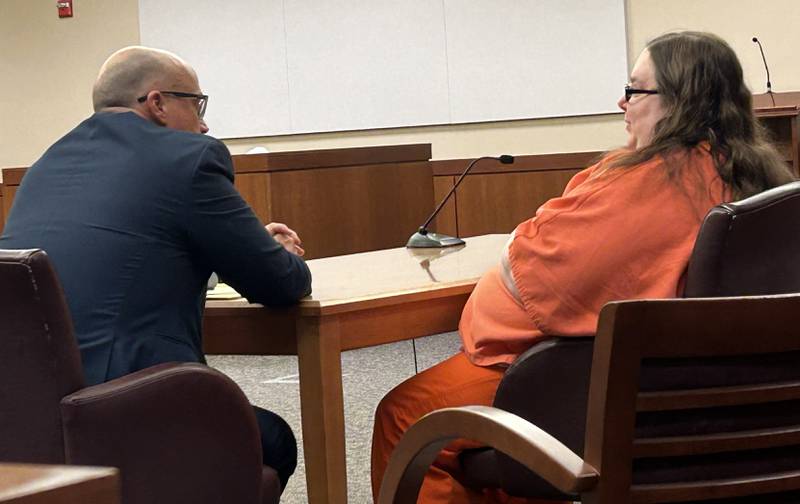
372, 31, 795, 503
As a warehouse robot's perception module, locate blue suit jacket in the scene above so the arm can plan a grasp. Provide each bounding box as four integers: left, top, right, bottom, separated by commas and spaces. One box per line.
1, 112, 311, 385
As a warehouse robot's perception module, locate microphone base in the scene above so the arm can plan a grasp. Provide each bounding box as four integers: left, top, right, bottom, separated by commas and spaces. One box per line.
406, 231, 466, 248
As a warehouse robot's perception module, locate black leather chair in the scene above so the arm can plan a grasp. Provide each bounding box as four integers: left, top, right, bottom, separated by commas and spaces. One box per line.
0, 249, 281, 504
455, 180, 800, 499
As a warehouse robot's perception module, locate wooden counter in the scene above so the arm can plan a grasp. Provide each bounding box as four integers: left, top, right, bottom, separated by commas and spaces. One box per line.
0, 463, 118, 504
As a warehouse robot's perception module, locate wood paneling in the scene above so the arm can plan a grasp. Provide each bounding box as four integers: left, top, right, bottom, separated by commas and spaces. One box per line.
425, 94, 800, 239
233, 172, 272, 224
234, 143, 432, 173
753, 92, 800, 176
430, 152, 596, 238
454, 170, 580, 237
4, 94, 797, 254
0, 146, 435, 260
431, 151, 600, 176
231, 144, 434, 259
268, 162, 432, 258
430, 175, 457, 237
1, 168, 25, 230
1, 185, 17, 232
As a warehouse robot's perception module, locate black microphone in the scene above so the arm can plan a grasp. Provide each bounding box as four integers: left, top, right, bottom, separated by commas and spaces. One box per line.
407, 155, 514, 248
752, 36, 775, 106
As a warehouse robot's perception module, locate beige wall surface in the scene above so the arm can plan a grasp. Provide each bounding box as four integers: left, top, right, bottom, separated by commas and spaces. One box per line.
0, 0, 140, 173
2, 0, 799, 170
626, 0, 800, 92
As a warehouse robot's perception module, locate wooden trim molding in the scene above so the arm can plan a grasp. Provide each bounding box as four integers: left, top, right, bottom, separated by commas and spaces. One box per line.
431, 151, 602, 176
233, 143, 432, 173
2, 168, 28, 187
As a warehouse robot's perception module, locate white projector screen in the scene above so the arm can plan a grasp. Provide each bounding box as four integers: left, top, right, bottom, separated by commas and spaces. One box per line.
139, 0, 628, 138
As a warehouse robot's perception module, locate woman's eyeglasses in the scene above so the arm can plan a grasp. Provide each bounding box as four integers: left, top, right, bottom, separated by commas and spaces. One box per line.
624, 85, 658, 102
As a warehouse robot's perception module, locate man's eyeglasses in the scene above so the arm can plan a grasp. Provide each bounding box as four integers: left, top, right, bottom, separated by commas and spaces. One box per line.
137, 90, 208, 118
624, 85, 658, 102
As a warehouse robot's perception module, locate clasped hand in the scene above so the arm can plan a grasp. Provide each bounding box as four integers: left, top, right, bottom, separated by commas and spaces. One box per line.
266, 222, 305, 257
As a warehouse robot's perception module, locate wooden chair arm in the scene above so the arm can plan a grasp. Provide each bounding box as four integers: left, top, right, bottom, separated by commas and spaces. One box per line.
378, 405, 599, 504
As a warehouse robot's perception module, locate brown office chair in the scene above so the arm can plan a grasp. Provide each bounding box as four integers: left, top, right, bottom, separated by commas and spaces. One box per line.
379, 294, 800, 503
0, 249, 281, 504
448, 180, 800, 500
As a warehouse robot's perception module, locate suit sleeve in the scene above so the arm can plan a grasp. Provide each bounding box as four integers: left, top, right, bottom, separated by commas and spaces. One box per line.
186, 140, 311, 306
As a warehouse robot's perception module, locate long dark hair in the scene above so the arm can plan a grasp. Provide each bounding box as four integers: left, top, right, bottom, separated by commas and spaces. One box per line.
612, 31, 794, 199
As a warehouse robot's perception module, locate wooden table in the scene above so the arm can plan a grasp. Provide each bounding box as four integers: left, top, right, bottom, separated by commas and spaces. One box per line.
203, 234, 508, 504
0, 463, 118, 504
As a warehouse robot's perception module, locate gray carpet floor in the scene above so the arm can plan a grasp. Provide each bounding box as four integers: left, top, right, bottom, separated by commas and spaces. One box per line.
207, 331, 461, 504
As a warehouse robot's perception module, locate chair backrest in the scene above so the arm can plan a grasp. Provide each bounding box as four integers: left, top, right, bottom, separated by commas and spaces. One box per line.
685, 180, 800, 297
0, 249, 85, 463
491, 181, 800, 497
585, 295, 800, 503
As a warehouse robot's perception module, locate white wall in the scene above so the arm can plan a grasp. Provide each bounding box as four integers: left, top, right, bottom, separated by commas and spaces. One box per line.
139, 0, 627, 137
2, 0, 799, 171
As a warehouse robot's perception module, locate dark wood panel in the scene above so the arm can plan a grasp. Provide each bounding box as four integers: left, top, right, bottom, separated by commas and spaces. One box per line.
761, 116, 794, 160
339, 293, 470, 351
267, 161, 433, 259
454, 169, 580, 237
234, 172, 272, 225
1, 185, 16, 229
753, 92, 800, 177
233, 143, 432, 173
0, 148, 435, 260
2, 167, 28, 229
432, 151, 600, 176
429, 175, 457, 237
637, 381, 800, 412
753, 91, 800, 109
1, 167, 26, 186
633, 426, 800, 458
202, 305, 297, 355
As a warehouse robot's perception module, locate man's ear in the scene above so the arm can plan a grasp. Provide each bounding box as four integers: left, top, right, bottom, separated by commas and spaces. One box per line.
142, 91, 168, 126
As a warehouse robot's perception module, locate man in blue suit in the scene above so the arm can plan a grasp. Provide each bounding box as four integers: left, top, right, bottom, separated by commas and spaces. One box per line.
0, 46, 311, 491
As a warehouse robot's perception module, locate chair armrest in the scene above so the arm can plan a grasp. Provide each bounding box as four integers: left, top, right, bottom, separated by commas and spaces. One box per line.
378, 405, 598, 504
60, 362, 263, 504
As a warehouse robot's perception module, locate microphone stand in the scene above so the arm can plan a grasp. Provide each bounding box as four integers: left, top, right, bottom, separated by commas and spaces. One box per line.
407, 155, 514, 248
753, 36, 776, 107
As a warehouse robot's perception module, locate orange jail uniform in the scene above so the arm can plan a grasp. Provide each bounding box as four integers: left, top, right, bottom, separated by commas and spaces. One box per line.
372, 146, 730, 503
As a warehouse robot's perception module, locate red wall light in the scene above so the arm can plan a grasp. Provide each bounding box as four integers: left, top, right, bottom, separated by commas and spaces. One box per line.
57, 0, 73, 18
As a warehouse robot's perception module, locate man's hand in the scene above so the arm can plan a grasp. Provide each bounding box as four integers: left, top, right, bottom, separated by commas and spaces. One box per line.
266, 222, 305, 257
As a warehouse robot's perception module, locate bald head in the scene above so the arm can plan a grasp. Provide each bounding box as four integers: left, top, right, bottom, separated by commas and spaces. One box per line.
92, 46, 194, 112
